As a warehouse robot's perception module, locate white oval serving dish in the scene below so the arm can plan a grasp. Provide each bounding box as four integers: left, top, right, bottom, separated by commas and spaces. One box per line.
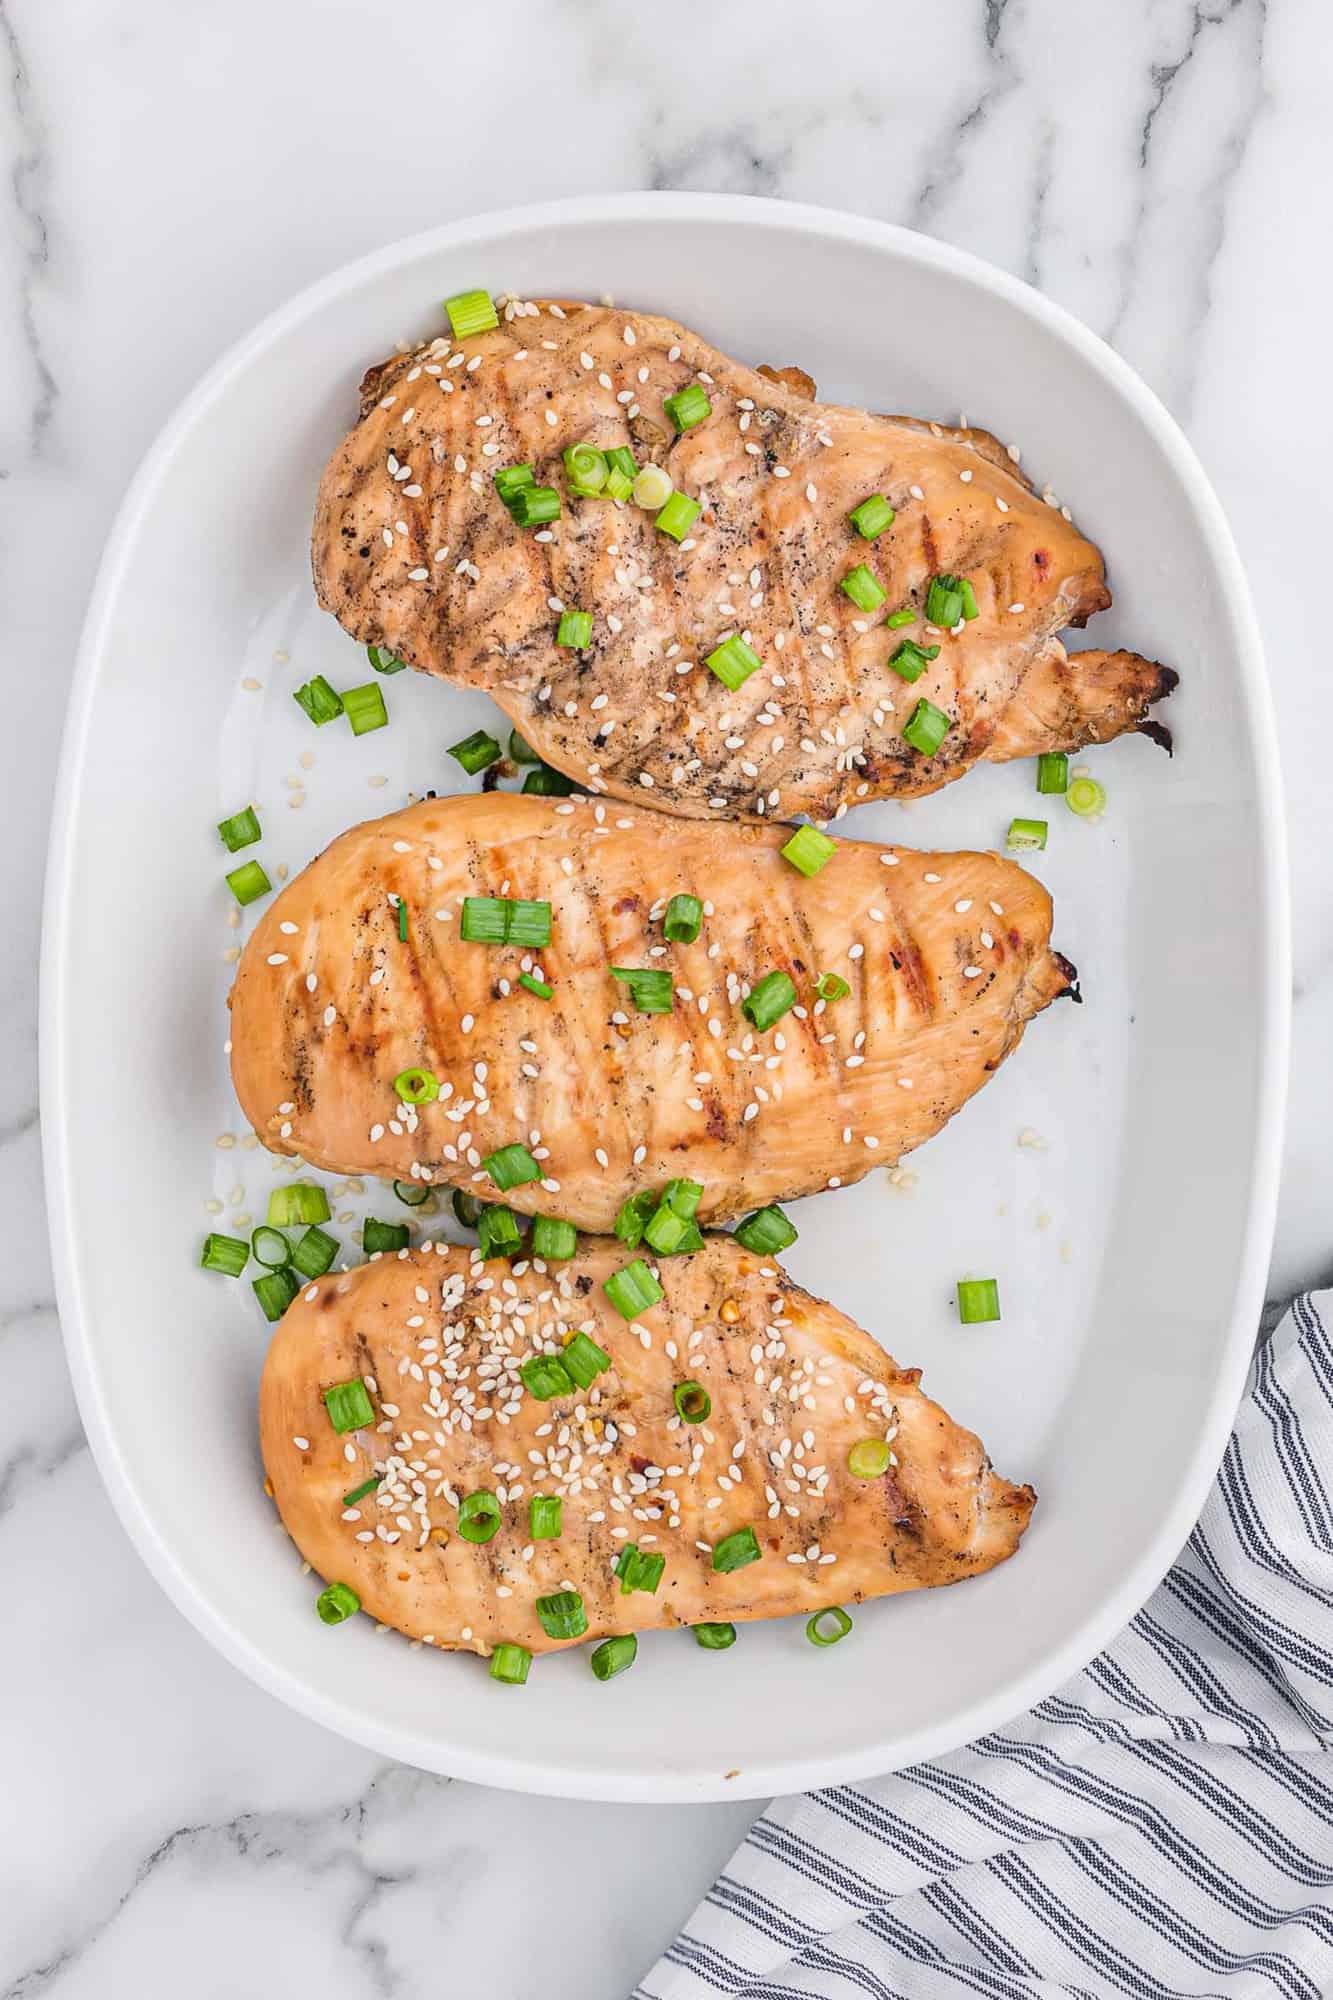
42, 193, 1287, 1801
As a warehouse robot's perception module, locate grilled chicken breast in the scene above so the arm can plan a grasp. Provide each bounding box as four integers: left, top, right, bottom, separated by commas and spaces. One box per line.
230, 794, 1073, 1230
312, 298, 1175, 821
261, 1238, 1035, 1656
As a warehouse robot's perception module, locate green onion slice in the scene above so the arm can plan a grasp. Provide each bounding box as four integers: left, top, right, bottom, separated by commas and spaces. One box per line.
644, 1205, 690, 1256
780, 825, 836, 878
806, 1606, 853, 1647
343, 682, 389, 735
888, 639, 941, 684
902, 698, 952, 757
392, 1179, 431, 1207
444, 288, 499, 339
661, 1179, 703, 1219
957, 1277, 1001, 1324
393, 1067, 440, 1104
483, 1142, 541, 1191
590, 1634, 637, 1681
448, 729, 501, 775
673, 1380, 711, 1424
958, 578, 980, 621
531, 1214, 577, 1261
217, 805, 261, 853
494, 464, 534, 505
477, 1204, 523, 1260
342, 1474, 382, 1506
521, 764, 576, 797
529, 1495, 561, 1539
611, 967, 674, 1015
507, 485, 561, 528
460, 896, 552, 947
563, 442, 608, 495
841, 564, 886, 613
200, 1232, 248, 1277
250, 1225, 290, 1270
742, 970, 796, 1032
885, 606, 917, 630
711, 1526, 761, 1574
734, 1204, 797, 1255
518, 972, 554, 1000
604, 467, 634, 503
452, 1189, 482, 1230
458, 1488, 502, 1542
508, 899, 553, 946
363, 1216, 409, 1255
367, 644, 406, 675
664, 383, 711, 432
490, 1642, 532, 1685
562, 1330, 610, 1389
521, 1353, 575, 1400
557, 608, 594, 649
1036, 752, 1069, 795
848, 494, 895, 540
1066, 775, 1107, 818
693, 1622, 737, 1650
705, 635, 762, 692
816, 972, 850, 1002
656, 492, 700, 541
605, 446, 637, 480
1005, 817, 1048, 853
226, 859, 271, 907
604, 1259, 664, 1320
323, 1378, 374, 1432
847, 1438, 892, 1479
663, 893, 703, 943
267, 1183, 331, 1227
316, 1582, 361, 1625
253, 1268, 299, 1321
293, 676, 344, 726
615, 1545, 666, 1595
924, 574, 964, 627
614, 1192, 656, 1250
536, 1589, 588, 1639
291, 1225, 338, 1279
398, 902, 409, 944
508, 728, 542, 764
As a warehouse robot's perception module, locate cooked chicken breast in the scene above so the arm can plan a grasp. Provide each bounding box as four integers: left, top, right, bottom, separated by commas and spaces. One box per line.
261, 1238, 1035, 1657
312, 298, 1175, 821
230, 794, 1073, 1230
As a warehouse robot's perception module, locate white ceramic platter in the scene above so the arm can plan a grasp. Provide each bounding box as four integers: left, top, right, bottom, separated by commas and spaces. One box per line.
43, 194, 1287, 1801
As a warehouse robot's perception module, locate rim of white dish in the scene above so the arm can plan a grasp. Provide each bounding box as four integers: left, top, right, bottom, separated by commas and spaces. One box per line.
41, 192, 1290, 1802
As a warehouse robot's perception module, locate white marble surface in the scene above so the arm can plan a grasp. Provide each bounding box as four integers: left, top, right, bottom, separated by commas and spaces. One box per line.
5, 1, 1330, 1993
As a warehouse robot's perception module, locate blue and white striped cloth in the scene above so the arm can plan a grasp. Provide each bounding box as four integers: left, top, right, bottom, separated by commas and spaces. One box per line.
638, 1290, 1333, 2000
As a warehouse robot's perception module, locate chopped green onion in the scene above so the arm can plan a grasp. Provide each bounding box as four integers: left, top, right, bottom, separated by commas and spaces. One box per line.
889, 638, 941, 683
1067, 775, 1107, 818
556, 609, 594, 649
806, 1606, 853, 1647
705, 635, 762, 691
460, 896, 552, 947
1036, 752, 1069, 795
644, 1205, 691, 1255
958, 578, 980, 621
251, 1225, 290, 1270
536, 1589, 588, 1639
483, 1142, 541, 1192
563, 442, 608, 495
398, 902, 409, 944
604, 1259, 663, 1320
363, 1216, 409, 1255
1005, 817, 1048, 853
841, 564, 886, 613
924, 574, 964, 627
343, 682, 388, 735
477, 1205, 523, 1259
393, 1067, 439, 1104
522, 763, 576, 796
780, 824, 836, 878
734, 1204, 797, 1255
448, 729, 501, 774
490, 1642, 532, 1685
444, 288, 498, 338
673, 1380, 711, 1424
226, 859, 271, 907
253, 1268, 299, 1321
507, 484, 561, 528
200, 1232, 248, 1277
531, 1214, 577, 1261
342, 1473, 381, 1506
885, 606, 917, 630
614, 1191, 656, 1250
711, 1526, 761, 1574
693, 1622, 737, 1650
848, 1438, 892, 1479
816, 972, 850, 1002
632, 463, 674, 510
529, 1495, 561, 1539
902, 698, 952, 757
590, 1634, 637, 1681
367, 643, 406, 675
615, 1544, 666, 1595
291, 1225, 338, 1279
267, 1183, 331, 1227
605, 446, 637, 481
957, 1277, 1001, 1324
663, 894, 703, 943
316, 1582, 361, 1625
452, 1189, 482, 1230
656, 492, 700, 541
217, 805, 261, 853
458, 1488, 501, 1542
494, 463, 534, 506
848, 494, 895, 540
611, 966, 674, 1015
604, 467, 634, 502
664, 383, 711, 432
742, 970, 796, 1032
518, 972, 554, 1001
562, 1330, 610, 1389
293, 675, 344, 725
323, 1378, 374, 1432
520, 1353, 575, 1400
392, 1179, 430, 1207
662, 1179, 703, 1219
508, 728, 542, 764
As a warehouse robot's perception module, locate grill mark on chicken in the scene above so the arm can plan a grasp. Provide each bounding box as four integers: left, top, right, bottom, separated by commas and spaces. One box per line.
231, 795, 1071, 1232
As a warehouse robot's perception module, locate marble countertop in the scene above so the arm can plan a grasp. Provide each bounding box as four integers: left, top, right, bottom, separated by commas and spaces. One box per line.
5, 1, 1327, 1993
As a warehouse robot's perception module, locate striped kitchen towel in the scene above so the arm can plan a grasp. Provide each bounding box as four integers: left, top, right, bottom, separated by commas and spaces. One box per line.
637, 1288, 1333, 2000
